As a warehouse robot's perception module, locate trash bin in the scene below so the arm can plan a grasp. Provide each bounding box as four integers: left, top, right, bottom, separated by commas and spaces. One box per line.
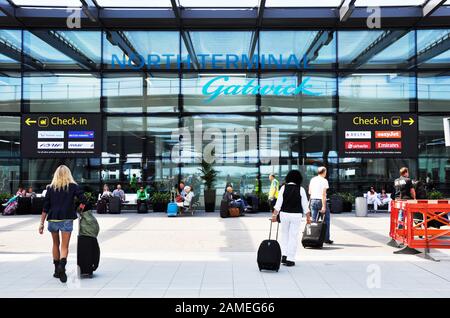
355, 197, 368, 217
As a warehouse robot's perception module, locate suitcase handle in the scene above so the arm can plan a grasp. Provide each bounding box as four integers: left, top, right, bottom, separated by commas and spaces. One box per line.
268, 219, 279, 241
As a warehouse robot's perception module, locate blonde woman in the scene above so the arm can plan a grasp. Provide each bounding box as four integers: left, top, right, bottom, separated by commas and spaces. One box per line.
39, 165, 86, 283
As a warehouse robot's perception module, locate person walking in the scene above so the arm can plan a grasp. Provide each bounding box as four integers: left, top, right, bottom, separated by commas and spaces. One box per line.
38, 165, 86, 283
394, 167, 416, 229
268, 173, 279, 212
308, 166, 333, 244
271, 170, 309, 267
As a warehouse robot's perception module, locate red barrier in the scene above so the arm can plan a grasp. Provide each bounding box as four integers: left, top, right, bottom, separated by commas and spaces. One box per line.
390, 200, 450, 250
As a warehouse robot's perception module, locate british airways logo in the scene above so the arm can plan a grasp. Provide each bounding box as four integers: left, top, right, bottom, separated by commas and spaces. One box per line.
68, 131, 94, 139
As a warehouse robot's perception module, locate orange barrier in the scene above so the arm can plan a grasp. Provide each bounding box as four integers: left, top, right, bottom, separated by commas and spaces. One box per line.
390, 200, 450, 250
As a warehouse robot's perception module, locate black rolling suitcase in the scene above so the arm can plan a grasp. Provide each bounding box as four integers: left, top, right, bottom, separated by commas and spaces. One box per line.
257, 220, 281, 272
16, 197, 32, 215
220, 199, 229, 218
302, 213, 326, 249
96, 199, 107, 214
77, 236, 100, 277
109, 196, 121, 214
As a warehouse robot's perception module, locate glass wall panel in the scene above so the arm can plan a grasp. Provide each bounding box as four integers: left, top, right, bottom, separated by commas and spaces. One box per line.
0, 116, 20, 157
182, 73, 257, 113
183, 31, 254, 70
260, 72, 336, 113
419, 158, 450, 195
22, 158, 100, 193
338, 73, 415, 112
0, 30, 21, 70
23, 73, 100, 112
338, 158, 418, 194
260, 116, 336, 159
23, 31, 101, 70
0, 159, 20, 195
417, 29, 450, 69
103, 31, 179, 70
338, 30, 415, 69
419, 116, 450, 157
103, 72, 179, 113
260, 31, 336, 69
0, 73, 21, 112
418, 73, 450, 112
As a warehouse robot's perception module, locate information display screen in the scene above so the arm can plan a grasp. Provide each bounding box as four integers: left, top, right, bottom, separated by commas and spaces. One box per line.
21, 114, 102, 158
337, 113, 418, 158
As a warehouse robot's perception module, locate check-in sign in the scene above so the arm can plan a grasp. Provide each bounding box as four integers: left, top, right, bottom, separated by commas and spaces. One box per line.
338, 113, 417, 158
21, 114, 101, 158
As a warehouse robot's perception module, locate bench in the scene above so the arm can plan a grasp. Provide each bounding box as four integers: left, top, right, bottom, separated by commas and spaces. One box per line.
180, 194, 200, 216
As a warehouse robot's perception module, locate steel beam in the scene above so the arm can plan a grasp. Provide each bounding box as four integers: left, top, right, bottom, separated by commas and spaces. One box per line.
31, 30, 96, 70
339, 0, 356, 22
0, 38, 44, 70
415, 31, 450, 66
106, 30, 142, 67
301, 30, 334, 65
423, 0, 446, 18
80, 0, 99, 23
350, 30, 408, 69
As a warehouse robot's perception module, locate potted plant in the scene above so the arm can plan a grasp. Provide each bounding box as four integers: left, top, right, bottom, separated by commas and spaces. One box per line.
427, 190, 445, 200
338, 192, 355, 212
151, 192, 171, 212
257, 192, 270, 212
199, 158, 217, 212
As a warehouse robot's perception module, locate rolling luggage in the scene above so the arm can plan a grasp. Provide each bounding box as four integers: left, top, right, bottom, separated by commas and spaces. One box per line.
77, 210, 100, 277
257, 220, 281, 272
108, 196, 121, 214
31, 197, 44, 215
220, 199, 229, 218
138, 200, 148, 213
77, 236, 100, 277
16, 197, 32, 215
96, 199, 107, 214
302, 213, 326, 249
228, 207, 240, 217
167, 202, 178, 217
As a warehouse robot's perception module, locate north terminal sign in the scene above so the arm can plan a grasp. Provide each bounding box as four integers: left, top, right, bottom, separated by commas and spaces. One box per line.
21, 114, 102, 158
338, 113, 418, 158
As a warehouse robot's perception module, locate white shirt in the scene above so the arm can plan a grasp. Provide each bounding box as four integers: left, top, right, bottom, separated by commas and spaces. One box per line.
274, 183, 309, 214
309, 176, 329, 199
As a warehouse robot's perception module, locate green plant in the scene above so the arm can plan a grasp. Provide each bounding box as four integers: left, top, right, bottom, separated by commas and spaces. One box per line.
337, 192, 355, 204
0, 192, 11, 202
258, 192, 269, 203
83, 192, 96, 205
199, 158, 217, 190
427, 190, 445, 200
150, 192, 171, 204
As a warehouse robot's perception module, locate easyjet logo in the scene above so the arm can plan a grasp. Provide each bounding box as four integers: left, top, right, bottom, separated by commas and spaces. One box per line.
375, 131, 402, 139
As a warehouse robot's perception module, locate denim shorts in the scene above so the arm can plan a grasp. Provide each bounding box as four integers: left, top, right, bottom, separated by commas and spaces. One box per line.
48, 220, 73, 233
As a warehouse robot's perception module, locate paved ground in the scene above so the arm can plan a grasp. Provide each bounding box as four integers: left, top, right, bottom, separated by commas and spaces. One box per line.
1, 212, 449, 298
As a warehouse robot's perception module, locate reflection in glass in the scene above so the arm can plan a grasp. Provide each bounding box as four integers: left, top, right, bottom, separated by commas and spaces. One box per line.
0, 73, 21, 112
0, 116, 20, 157
23, 73, 100, 112
0, 30, 22, 69
418, 73, 450, 112
103, 73, 179, 113
0, 159, 20, 195
416, 29, 450, 69
339, 73, 415, 112
419, 116, 450, 157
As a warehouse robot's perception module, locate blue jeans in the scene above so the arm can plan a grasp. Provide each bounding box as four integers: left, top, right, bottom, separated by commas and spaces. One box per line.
310, 199, 331, 241
230, 200, 245, 213
48, 220, 73, 233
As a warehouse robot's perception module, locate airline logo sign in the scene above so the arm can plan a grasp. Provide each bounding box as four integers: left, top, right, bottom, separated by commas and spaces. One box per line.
38, 131, 64, 139
21, 114, 101, 158
68, 142, 95, 149
38, 142, 64, 149
338, 113, 417, 158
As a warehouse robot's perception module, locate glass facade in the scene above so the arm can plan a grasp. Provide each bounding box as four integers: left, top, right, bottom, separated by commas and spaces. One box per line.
0, 28, 449, 200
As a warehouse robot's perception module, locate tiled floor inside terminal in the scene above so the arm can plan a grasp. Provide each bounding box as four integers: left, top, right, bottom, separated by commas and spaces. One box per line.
1, 212, 449, 298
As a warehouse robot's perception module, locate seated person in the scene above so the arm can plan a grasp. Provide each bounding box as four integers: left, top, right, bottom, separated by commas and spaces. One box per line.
367, 187, 382, 211
25, 186, 36, 199
112, 184, 126, 202
379, 189, 392, 211
100, 184, 113, 201
176, 181, 186, 202
223, 186, 247, 215
177, 186, 194, 209
136, 186, 149, 210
